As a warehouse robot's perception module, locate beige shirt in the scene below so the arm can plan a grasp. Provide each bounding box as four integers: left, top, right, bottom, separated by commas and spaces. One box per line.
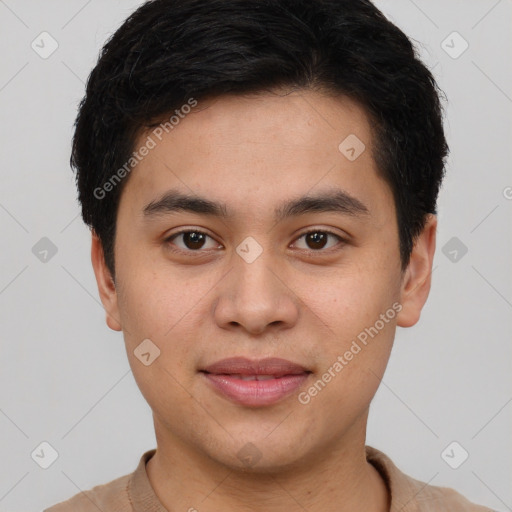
44, 446, 494, 511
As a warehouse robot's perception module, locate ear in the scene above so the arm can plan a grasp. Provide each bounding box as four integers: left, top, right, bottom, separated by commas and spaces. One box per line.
396, 214, 437, 328
90, 230, 122, 331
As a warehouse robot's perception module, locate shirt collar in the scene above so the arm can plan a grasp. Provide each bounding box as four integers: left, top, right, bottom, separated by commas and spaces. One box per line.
128, 449, 167, 512
128, 446, 430, 512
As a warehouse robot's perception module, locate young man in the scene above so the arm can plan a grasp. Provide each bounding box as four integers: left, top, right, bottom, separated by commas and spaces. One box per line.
45, 0, 494, 510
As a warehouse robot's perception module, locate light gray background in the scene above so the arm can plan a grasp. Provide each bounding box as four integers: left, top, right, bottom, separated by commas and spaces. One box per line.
0, 1, 511, 511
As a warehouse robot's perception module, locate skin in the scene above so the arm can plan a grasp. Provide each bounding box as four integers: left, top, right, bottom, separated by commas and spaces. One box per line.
91, 89, 437, 512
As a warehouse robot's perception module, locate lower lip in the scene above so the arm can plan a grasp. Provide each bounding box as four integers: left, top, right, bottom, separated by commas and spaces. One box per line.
202, 373, 310, 407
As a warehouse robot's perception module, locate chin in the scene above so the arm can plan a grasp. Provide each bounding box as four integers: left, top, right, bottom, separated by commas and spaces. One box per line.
202, 434, 312, 475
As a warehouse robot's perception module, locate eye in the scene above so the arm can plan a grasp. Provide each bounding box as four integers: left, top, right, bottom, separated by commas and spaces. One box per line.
165, 230, 221, 251
292, 229, 345, 251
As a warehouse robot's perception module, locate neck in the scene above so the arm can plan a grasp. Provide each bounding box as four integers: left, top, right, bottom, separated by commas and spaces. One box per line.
146, 414, 389, 512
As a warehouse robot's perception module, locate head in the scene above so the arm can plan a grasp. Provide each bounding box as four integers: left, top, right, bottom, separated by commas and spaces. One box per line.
77, 0, 447, 472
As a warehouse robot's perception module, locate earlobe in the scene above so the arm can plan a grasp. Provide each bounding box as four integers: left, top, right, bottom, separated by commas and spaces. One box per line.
396, 215, 437, 328
90, 230, 122, 331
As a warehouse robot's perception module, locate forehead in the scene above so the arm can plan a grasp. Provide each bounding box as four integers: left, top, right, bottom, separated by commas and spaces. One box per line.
118, 90, 391, 222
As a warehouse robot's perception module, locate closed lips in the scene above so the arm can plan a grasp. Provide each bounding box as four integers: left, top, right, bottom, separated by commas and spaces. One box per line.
228, 375, 283, 381
201, 356, 310, 376
200, 357, 312, 406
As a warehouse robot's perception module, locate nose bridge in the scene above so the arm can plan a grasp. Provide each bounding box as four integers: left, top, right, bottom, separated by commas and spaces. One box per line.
236, 246, 276, 301
233, 241, 282, 312
213, 237, 299, 333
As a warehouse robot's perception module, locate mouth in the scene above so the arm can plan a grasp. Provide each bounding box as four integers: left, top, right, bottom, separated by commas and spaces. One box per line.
200, 357, 312, 407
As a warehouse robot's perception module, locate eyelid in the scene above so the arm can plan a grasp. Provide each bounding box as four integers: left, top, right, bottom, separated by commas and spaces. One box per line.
290, 228, 348, 251
164, 228, 223, 251
164, 226, 348, 254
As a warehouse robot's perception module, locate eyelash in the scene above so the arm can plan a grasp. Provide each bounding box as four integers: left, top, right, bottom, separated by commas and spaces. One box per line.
164, 228, 347, 254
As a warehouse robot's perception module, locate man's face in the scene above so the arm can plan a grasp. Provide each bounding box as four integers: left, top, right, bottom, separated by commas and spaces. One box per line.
97, 90, 415, 470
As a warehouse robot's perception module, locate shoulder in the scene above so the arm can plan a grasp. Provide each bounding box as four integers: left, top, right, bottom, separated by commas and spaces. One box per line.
410, 477, 495, 511
365, 446, 495, 512
43, 473, 131, 512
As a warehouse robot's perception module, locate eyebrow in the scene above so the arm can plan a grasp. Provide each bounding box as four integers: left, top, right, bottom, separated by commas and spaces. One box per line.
142, 188, 370, 222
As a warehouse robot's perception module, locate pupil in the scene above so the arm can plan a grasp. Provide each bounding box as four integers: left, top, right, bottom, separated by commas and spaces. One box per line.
307, 232, 327, 249
185, 232, 205, 249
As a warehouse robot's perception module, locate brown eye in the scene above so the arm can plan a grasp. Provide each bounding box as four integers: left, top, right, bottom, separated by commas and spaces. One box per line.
182, 231, 206, 249
305, 232, 328, 250
293, 230, 344, 251
166, 230, 220, 251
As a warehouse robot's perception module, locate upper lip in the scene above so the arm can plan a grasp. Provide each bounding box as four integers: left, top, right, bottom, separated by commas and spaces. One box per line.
201, 357, 309, 376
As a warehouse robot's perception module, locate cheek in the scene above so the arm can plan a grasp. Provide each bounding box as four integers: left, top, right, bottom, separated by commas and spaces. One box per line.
117, 266, 199, 341
305, 301, 397, 422
115, 265, 216, 387
116, 276, 168, 344
297, 262, 400, 399
301, 264, 401, 338
116, 272, 202, 408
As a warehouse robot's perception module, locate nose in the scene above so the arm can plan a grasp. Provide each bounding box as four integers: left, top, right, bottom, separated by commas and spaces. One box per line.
213, 245, 300, 336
